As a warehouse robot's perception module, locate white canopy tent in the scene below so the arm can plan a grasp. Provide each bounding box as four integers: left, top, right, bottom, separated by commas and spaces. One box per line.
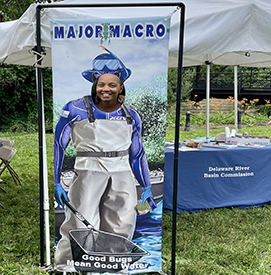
1, 0, 271, 271
2, 0, 271, 67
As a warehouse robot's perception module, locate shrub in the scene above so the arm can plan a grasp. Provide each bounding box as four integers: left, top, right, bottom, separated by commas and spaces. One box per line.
125, 74, 167, 170
0, 64, 52, 132
255, 100, 271, 117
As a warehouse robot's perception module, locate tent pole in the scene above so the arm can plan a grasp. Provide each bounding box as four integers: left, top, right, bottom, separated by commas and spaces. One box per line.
36, 5, 51, 269
35, 68, 51, 267
234, 65, 238, 132
171, 4, 185, 275
36, 6, 45, 267
206, 62, 211, 141
41, 85, 51, 267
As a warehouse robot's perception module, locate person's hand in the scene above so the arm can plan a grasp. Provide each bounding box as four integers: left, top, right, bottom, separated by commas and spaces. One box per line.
54, 183, 69, 208
141, 186, 157, 209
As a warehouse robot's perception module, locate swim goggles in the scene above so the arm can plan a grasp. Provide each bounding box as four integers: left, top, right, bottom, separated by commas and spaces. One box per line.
93, 59, 121, 71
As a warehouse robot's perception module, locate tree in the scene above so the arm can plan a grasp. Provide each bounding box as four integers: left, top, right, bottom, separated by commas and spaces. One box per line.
0, 0, 34, 21
167, 67, 196, 107
0, 64, 52, 132
0, 0, 57, 132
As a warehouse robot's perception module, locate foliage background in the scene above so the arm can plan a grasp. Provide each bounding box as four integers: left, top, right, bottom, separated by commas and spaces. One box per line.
0, 65, 53, 132
125, 74, 168, 170
0, 0, 56, 133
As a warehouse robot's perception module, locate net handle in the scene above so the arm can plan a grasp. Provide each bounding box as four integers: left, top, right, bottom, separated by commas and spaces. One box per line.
61, 194, 93, 228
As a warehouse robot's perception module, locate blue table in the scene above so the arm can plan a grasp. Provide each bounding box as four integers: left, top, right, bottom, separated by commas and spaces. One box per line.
163, 144, 271, 213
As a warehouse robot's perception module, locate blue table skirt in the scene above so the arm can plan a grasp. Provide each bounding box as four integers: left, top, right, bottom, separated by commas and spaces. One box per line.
163, 144, 271, 213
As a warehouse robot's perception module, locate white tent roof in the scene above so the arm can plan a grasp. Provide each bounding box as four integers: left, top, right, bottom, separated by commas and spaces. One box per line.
184, 0, 271, 67
1, 0, 271, 67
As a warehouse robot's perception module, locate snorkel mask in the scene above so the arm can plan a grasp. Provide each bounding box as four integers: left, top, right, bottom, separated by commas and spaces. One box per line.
82, 46, 131, 83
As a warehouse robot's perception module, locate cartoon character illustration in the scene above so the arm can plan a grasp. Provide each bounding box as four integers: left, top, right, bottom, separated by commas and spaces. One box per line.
54, 46, 156, 272
99, 23, 114, 45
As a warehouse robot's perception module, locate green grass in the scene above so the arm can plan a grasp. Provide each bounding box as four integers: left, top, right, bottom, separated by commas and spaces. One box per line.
0, 124, 271, 274
0, 133, 54, 275
163, 206, 271, 274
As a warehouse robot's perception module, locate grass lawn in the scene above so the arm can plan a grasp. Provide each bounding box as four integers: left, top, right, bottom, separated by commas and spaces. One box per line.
0, 125, 271, 274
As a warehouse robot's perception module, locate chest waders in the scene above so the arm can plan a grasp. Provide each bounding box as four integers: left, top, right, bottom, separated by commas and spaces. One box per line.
55, 96, 137, 272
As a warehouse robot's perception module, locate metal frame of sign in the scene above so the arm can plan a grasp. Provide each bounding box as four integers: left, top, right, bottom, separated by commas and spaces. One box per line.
36, 3, 185, 274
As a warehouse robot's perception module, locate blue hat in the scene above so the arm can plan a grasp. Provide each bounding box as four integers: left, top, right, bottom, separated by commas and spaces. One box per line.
82, 46, 131, 83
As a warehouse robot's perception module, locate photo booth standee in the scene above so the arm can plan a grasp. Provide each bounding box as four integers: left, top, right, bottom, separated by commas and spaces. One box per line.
36, 3, 185, 274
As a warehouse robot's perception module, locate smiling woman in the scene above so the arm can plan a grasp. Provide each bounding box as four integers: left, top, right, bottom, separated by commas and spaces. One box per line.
95, 73, 124, 112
